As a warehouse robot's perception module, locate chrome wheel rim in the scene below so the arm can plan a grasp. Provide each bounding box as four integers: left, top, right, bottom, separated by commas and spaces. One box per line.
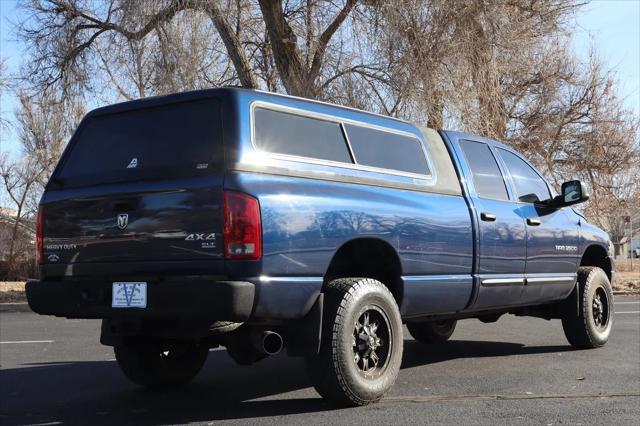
352, 305, 391, 379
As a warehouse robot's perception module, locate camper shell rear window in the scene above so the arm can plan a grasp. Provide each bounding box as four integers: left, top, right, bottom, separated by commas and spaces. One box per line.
54, 98, 222, 187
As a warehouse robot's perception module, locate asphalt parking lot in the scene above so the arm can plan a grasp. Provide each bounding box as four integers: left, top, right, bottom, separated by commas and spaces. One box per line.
1, 296, 639, 425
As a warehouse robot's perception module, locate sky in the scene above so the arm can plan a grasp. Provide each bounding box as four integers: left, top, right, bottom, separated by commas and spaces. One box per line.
572, 0, 640, 114
1, 0, 640, 159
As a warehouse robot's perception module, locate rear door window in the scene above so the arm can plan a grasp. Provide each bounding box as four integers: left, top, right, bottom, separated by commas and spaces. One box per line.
253, 107, 353, 163
459, 140, 509, 201
56, 98, 222, 186
344, 124, 431, 175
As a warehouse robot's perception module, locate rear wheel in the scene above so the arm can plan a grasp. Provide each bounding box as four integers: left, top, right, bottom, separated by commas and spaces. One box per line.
305, 278, 403, 406
561, 267, 613, 349
114, 339, 209, 387
407, 320, 457, 344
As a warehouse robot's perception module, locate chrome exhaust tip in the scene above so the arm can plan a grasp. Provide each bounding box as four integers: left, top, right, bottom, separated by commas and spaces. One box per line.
260, 331, 283, 355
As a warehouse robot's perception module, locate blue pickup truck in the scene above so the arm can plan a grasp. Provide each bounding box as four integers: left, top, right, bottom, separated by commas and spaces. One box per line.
27, 88, 614, 406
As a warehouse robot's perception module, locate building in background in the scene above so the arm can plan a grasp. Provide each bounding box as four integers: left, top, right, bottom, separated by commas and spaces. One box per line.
617, 212, 640, 259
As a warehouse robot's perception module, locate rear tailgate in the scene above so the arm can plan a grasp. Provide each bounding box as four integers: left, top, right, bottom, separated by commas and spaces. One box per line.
41, 97, 225, 269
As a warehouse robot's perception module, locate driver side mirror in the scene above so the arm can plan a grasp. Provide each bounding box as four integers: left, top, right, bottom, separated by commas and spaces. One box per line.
554, 180, 590, 207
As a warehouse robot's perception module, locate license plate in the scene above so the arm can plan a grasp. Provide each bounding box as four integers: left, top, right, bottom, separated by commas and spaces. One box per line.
112, 282, 147, 308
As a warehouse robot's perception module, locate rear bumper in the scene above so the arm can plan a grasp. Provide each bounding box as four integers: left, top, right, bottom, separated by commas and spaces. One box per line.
26, 275, 324, 322
26, 279, 255, 322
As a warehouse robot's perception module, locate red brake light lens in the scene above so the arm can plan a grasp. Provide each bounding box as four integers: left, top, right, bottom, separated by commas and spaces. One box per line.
36, 206, 44, 265
223, 191, 262, 260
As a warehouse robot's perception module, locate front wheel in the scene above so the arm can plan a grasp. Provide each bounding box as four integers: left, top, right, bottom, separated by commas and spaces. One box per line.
114, 339, 209, 387
561, 267, 613, 349
305, 278, 403, 407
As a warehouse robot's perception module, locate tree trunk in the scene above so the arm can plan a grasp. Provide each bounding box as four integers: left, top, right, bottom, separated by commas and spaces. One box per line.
467, 13, 507, 139
205, 2, 258, 89
258, 0, 357, 98
258, 0, 309, 96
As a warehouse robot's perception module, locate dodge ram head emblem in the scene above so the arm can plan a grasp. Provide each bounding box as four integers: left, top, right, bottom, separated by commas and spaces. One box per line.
117, 213, 129, 230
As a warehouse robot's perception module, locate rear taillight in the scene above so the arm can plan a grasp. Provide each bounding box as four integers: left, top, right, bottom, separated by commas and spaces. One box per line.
223, 191, 262, 260
36, 206, 44, 265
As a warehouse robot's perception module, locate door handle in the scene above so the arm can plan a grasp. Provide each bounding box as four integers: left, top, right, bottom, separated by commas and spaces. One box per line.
527, 217, 542, 226
481, 212, 497, 222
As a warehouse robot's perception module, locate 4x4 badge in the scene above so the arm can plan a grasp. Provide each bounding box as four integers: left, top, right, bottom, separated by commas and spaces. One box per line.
185, 233, 216, 241
117, 213, 129, 230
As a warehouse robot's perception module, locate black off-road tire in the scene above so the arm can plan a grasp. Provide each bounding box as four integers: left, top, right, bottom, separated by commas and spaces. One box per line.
561, 267, 614, 349
305, 278, 403, 407
407, 320, 457, 344
114, 340, 209, 387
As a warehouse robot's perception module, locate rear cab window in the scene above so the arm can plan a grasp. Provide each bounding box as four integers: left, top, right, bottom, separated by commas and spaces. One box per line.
53, 98, 222, 188
459, 140, 509, 201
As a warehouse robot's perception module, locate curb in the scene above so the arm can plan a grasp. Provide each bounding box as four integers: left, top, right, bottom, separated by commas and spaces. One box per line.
613, 291, 640, 296
0, 302, 31, 313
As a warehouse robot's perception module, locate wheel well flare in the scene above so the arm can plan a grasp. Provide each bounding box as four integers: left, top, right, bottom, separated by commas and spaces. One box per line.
580, 245, 612, 281
324, 238, 403, 305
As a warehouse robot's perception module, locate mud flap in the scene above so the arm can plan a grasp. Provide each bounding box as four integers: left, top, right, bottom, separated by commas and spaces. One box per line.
286, 293, 323, 357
